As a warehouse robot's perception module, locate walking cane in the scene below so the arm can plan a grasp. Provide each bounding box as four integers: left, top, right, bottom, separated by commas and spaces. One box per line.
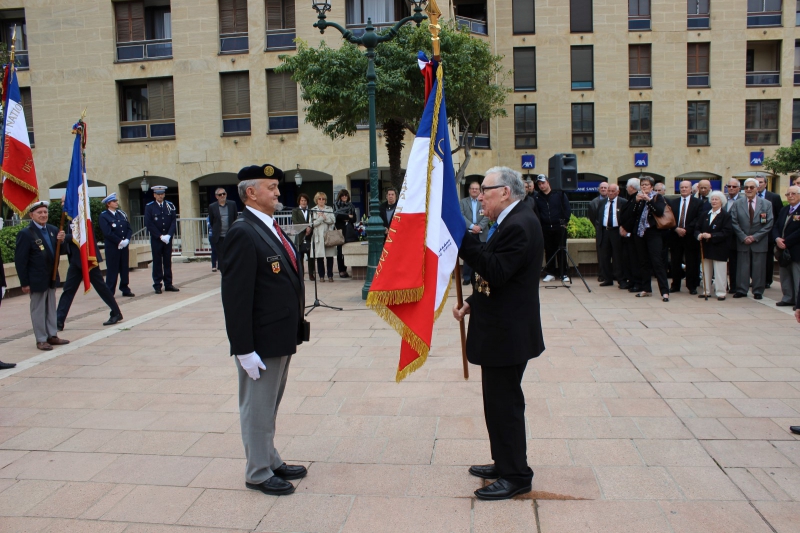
699, 238, 708, 301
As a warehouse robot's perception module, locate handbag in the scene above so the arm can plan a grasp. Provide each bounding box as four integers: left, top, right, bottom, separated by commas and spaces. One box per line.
324, 228, 345, 247
344, 223, 359, 243
775, 247, 792, 268
654, 201, 676, 230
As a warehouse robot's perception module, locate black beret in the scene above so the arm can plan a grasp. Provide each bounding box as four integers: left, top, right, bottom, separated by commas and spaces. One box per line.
237, 164, 284, 182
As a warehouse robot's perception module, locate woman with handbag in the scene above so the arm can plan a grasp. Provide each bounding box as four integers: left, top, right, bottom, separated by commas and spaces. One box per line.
696, 191, 733, 300
630, 175, 672, 301
311, 192, 337, 282
334, 189, 357, 278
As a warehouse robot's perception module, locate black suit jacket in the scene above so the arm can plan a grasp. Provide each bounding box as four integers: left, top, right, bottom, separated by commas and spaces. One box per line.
763, 191, 784, 220
221, 208, 305, 359
773, 205, 800, 262
596, 197, 627, 244
379, 201, 397, 229
669, 195, 703, 246
629, 193, 667, 236
208, 201, 239, 245
14, 222, 66, 292
695, 209, 733, 262
459, 201, 545, 367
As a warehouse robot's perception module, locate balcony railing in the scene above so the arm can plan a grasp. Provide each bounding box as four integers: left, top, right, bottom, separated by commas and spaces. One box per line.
455, 15, 488, 35
571, 81, 593, 90
268, 113, 298, 133
793, 131, 800, 142
120, 119, 176, 141
745, 129, 779, 145
628, 16, 651, 31
796, 12, 800, 25
747, 11, 782, 27
266, 28, 296, 50
222, 114, 251, 135
14, 50, 28, 69
220, 32, 249, 53
688, 74, 709, 87
794, 71, 800, 85
460, 132, 489, 149
345, 21, 396, 37
116, 38, 173, 62
629, 75, 652, 89
746, 70, 780, 86
687, 15, 710, 29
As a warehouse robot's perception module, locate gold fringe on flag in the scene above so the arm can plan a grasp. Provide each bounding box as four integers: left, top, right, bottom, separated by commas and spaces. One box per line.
366, 286, 424, 308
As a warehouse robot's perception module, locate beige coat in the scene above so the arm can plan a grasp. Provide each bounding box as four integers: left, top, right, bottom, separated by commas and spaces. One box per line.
310, 205, 336, 259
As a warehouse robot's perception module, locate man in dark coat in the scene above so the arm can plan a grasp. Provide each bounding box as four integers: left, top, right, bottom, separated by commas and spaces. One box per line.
378, 188, 398, 234
454, 166, 544, 501
144, 185, 178, 294
773, 186, 800, 306
757, 174, 784, 288
14, 201, 69, 351
291, 193, 314, 280
669, 180, 704, 294
221, 163, 308, 497
597, 184, 627, 287
534, 174, 571, 282
208, 187, 238, 274
618, 179, 642, 292
99, 193, 134, 297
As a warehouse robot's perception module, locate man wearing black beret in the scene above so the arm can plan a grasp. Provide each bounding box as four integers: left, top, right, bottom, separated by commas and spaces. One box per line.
221, 163, 309, 496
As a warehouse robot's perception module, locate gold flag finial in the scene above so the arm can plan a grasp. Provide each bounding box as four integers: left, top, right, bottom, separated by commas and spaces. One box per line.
426, 0, 442, 60
81, 107, 87, 120
9, 25, 15, 63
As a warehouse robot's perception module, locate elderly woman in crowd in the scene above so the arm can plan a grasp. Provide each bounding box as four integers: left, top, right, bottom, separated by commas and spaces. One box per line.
618, 177, 642, 292
696, 190, 732, 300
625, 175, 670, 301
334, 189, 356, 279
311, 192, 337, 282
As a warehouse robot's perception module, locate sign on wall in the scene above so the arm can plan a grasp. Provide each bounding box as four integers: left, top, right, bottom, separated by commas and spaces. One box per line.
521, 155, 535, 169
750, 152, 764, 166
634, 153, 648, 167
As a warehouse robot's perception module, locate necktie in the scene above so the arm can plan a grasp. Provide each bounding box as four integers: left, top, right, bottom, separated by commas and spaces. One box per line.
487, 224, 498, 241
273, 221, 298, 272
472, 200, 477, 224
606, 200, 614, 229
678, 198, 687, 229
749, 201, 755, 224
39, 226, 53, 255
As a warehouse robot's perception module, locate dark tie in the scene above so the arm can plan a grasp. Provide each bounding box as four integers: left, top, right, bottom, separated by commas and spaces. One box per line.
487, 224, 498, 241
606, 200, 614, 229
273, 221, 298, 272
749, 201, 755, 224
678, 198, 687, 229
39, 226, 54, 255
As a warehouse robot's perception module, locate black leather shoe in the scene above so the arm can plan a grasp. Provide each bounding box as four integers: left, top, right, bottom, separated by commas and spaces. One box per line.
599, 281, 613, 287
733, 293, 746, 298
776, 301, 794, 307
57, 322, 64, 332
468, 464, 499, 479
246, 476, 295, 496
462, 279, 470, 286
122, 292, 135, 297
0, 361, 16, 370
670, 286, 680, 293
618, 284, 629, 290
273, 463, 307, 480
154, 288, 162, 294
689, 289, 698, 295
754, 294, 763, 300
474, 478, 532, 501
164, 286, 180, 292
790, 426, 800, 435
103, 314, 123, 326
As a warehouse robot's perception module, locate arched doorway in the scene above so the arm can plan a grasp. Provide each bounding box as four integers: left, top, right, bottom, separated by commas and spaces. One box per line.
119, 175, 179, 232
461, 174, 483, 198
48, 180, 107, 201
193, 172, 239, 216
674, 171, 722, 193
347, 168, 398, 220
732, 170, 779, 192
617, 172, 666, 187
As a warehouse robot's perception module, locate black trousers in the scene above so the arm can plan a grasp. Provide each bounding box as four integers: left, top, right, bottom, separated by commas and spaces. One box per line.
598, 227, 623, 284
634, 231, 670, 295
482, 361, 533, 486
150, 238, 173, 289
57, 263, 120, 325
766, 239, 775, 286
542, 227, 566, 277
213, 237, 227, 273
669, 235, 700, 290
336, 245, 347, 274
104, 245, 131, 295
728, 246, 738, 292
621, 236, 641, 289
316, 257, 333, 278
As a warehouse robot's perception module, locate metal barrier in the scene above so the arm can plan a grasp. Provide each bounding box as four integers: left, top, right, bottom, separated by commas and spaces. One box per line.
569, 201, 591, 219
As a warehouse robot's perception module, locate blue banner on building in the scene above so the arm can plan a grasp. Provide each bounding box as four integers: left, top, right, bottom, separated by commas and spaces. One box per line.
750, 152, 764, 166
634, 153, 648, 167
673, 179, 721, 193
521, 154, 535, 169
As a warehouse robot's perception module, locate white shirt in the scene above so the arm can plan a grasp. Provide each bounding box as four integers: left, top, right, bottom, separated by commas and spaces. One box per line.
247, 206, 296, 261
678, 196, 690, 227
496, 200, 521, 226
709, 209, 720, 224
602, 198, 617, 227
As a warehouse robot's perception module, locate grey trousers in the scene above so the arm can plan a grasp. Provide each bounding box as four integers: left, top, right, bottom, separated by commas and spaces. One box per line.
30, 289, 58, 342
779, 261, 800, 304
236, 354, 291, 484
736, 249, 767, 296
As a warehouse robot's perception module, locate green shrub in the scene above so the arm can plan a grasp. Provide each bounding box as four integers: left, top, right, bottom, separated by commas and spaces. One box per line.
566, 215, 596, 239
48, 199, 105, 243
0, 223, 25, 264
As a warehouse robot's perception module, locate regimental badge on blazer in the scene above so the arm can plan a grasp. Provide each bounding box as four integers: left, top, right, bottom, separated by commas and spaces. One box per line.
474, 273, 491, 296
793, 214, 800, 222
272, 261, 281, 274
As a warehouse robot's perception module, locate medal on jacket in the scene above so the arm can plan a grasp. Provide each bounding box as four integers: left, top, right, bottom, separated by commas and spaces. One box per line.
475, 273, 490, 296
760, 212, 767, 224
35, 238, 44, 251
272, 261, 281, 274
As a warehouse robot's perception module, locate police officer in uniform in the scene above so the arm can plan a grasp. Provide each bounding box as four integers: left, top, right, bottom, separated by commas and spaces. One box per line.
99, 193, 135, 297
144, 185, 179, 294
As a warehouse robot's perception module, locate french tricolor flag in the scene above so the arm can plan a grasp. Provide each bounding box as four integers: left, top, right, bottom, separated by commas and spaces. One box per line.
0, 65, 38, 215
367, 56, 466, 382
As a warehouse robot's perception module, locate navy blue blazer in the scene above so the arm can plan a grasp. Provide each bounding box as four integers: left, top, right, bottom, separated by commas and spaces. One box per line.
772, 205, 800, 262
14, 222, 67, 292
99, 209, 132, 247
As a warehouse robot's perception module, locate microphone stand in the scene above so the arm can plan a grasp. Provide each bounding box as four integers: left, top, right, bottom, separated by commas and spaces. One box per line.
304, 207, 343, 316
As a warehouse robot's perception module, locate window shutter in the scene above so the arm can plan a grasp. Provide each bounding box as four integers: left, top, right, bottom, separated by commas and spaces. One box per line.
220, 0, 235, 33
513, 48, 536, 90
571, 46, 593, 83
267, 71, 297, 113
237, 72, 250, 114
115, 1, 145, 42
234, 0, 248, 33
570, 0, 592, 33
162, 78, 174, 118
284, 0, 295, 29
20, 87, 32, 127
512, 0, 534, 33
148, 79, 164, 119
267, 0, 283, 29
130, 2, 145, 41
221, 74, 237, 115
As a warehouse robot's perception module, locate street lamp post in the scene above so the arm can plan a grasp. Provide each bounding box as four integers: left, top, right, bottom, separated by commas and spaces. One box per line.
311, 0, 428, 299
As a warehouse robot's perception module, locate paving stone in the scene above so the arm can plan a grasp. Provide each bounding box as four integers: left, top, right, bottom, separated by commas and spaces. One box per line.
100, 485, 203, 524
538, 501, 672, 533
341, 496, 471, 533
660, 501, 774, 533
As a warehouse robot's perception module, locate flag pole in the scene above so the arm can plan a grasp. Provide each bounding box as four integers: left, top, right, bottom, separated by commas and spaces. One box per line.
454, 263, 469, 380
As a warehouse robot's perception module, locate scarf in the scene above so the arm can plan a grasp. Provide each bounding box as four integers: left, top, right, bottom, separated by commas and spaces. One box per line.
637, 191, 656, 237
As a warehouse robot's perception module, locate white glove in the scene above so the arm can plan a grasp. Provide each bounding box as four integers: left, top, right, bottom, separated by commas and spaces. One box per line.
237, 352, 266, 380
160, 235, 171, 244
121, 239, 130, 248
1, 287, 5, 299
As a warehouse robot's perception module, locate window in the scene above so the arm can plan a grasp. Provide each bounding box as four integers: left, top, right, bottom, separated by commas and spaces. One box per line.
221, 72, 251, 135
795, 41, 800, 84
119, 78, 176, 141
688, 0, 710, 28
629, 102, 651, 146
19, 86, 33, 148
687, 43, 709, 87
459, 120, 490, 149
114, 1, 172, 61
629, 45, 651, 88
687, 101, 709, 145
629, 0, 651, 30
513, 48, 536, 91
571, 46, 593, 90
793, 99, 800, 142
0, 10, 28, 69
745, 100, 779, 145
747, 0, 782, 27
746, 41, 781, 86
346, 0, 410, 34
220, 0, 248, 53
571, 103, 594, 147
570, 0, 592, 33
266, 0, 296, 50
512, 0, 535, 34
454, 0, 488, 35
267, 70, 298, 132
514, 104, 537, 148
797, 0, 800, 25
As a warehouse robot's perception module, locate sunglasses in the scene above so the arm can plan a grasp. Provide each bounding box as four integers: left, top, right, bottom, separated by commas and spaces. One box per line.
216, 193, 226, 197
743, 186, 756, 190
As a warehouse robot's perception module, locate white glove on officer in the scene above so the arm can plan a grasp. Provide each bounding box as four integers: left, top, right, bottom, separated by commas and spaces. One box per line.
237, 352, 266, 380
120, 239, 130, 248
160, 235, 171, 244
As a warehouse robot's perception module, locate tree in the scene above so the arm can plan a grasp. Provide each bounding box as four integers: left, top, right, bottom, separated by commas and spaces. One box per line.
763, 140, 800, 177
278, 21, 509, 189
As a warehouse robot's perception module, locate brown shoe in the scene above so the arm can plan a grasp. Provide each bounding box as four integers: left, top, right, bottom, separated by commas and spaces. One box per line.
36, 342, 53, 351
46, 336, 70, 346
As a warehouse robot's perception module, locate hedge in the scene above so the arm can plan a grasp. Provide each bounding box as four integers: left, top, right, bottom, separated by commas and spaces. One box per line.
566, 215, 596, 239
0, 223, 25, 264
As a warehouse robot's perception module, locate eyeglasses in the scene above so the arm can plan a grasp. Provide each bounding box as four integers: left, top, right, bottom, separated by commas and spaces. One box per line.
480, 185, 507, 194
787, 192, 798, 196
728, 184, 740, 188
216, 193, 226, 197
743, 186, 756, 190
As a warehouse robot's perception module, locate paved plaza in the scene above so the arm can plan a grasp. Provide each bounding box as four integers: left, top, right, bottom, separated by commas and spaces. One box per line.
0, 261, 799, 532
